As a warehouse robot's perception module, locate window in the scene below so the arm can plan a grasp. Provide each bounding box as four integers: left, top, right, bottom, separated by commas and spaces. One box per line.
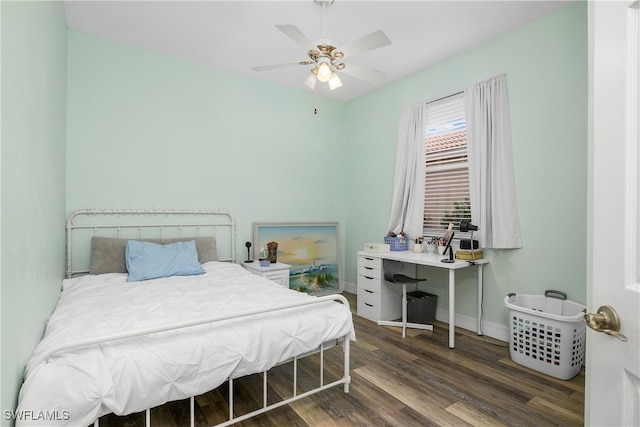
423, 93, 472, 236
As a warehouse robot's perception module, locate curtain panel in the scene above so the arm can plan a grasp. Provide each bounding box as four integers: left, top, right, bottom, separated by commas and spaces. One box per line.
465, 74, 522, 249
386, 102, 426, 239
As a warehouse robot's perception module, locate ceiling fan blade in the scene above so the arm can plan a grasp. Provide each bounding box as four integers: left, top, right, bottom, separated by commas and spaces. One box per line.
276, 25, 319, 52
252, 60, 313, 72
339, 62, 386, 84
337, 30, 392, 58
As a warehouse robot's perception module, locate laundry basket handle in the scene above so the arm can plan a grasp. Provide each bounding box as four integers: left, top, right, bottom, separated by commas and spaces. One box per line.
545, 290, 567, 300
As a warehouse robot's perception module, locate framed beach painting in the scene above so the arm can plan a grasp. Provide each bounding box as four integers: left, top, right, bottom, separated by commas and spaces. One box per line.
253, 222, 342, 295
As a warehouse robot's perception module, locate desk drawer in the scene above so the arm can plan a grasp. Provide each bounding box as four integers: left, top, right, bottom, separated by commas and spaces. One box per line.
357, 265, 381, 281
358, 255, 381, 270
358, 287, 378, 305
357, 288, 380, 321
357, 274, 381, 292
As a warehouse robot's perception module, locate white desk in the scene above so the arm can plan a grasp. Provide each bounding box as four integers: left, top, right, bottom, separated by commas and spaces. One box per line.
357, 250, 488, 348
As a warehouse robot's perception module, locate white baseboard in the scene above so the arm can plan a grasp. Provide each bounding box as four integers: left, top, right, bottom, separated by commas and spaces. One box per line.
343, 281, 509, 343
435, 308, 510, 342
343, 281, 357, 295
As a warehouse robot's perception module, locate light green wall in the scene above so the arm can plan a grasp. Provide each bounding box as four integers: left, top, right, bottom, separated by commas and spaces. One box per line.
0, 1, 67, 424
66, 31, 348, 254
345, 2, 588, 326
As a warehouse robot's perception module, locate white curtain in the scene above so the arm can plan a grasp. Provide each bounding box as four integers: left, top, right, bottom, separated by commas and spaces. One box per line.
465, 74, 522, 248
386, 102, 425, 239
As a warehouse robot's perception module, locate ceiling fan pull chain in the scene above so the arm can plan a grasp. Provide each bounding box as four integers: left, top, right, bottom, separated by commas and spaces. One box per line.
314, 83, 318, 114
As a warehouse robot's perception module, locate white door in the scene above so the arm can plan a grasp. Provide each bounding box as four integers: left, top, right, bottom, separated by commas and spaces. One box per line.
587, 1, 640, 426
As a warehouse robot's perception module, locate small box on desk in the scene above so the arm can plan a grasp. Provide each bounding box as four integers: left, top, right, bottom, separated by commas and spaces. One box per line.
460, 239, 479, 250
363, 243, 390, 252
455, 249, 483, 260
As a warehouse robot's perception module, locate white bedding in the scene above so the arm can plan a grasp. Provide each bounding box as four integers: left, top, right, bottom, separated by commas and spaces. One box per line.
16, 262, 355, 426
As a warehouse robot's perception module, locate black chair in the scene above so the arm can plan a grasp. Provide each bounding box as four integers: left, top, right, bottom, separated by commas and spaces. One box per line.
377, 259, 434, 337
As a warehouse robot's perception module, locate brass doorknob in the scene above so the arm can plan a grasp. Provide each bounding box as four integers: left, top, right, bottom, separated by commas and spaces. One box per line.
584, 305, 627, 342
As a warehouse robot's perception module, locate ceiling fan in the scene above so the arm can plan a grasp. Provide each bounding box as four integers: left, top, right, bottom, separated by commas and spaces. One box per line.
251, 0, 392, 91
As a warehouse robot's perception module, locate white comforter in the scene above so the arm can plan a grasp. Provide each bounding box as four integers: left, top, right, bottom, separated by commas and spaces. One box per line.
16, 262, 355, 426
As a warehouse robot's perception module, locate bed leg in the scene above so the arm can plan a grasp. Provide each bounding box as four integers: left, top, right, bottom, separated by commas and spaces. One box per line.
229, 377, 234, 422
263, 371, 268, 408
343, 337, 350, 393
190, 396, 195, 427
320, 341, 325, 387
145, 408, 150, 427
293, 356, 298, 397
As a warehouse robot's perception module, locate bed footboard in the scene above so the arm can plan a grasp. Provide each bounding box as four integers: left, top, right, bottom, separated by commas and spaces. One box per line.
217, 332, 350, 427
75, 294, 352, 427
94, 332, 350, 427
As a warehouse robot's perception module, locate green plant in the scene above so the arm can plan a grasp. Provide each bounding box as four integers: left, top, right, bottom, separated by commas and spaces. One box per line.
440, 198, 471, 230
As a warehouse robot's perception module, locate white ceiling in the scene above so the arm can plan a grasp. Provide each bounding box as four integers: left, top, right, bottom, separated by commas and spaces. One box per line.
64, 0, 576, 101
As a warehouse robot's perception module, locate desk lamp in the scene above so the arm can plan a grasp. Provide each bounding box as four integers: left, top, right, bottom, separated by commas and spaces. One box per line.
459, 219, 479, 264
244, 241, 253, 263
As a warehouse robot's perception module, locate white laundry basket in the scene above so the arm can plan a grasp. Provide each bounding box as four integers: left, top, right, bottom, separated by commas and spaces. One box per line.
503, 290, 586, 380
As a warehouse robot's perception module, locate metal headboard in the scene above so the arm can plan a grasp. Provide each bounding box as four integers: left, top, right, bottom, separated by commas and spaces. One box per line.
66, 209, 236, 278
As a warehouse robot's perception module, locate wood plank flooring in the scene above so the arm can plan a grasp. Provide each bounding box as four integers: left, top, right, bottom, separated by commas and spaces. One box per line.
98, 292, 585, 426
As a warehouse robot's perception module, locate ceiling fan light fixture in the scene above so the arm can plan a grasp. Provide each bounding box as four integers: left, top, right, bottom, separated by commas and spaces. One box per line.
303, 71, 318, 90
316, 61, 332, 82
328, 72, 342, 90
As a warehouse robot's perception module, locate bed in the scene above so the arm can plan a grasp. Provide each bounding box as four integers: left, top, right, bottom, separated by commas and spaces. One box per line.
16, 209, 354, 426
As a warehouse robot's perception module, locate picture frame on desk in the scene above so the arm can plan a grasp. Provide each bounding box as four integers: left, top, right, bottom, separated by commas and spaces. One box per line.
253, 222, 342, 295
440, 230, 455, 263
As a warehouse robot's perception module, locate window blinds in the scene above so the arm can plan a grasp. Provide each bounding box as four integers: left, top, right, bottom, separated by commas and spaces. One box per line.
424, 93, 471, 233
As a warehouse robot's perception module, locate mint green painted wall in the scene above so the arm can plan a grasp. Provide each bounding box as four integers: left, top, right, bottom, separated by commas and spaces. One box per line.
66, 31, 347, 257
345, 3, 588, 328
0, 1, 67, 422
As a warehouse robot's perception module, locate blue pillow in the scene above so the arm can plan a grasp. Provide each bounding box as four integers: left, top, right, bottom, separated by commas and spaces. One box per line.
125, 240, 205, 282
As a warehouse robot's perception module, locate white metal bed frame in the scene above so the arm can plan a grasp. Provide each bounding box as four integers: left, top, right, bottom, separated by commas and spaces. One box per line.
61, 209, 352, 426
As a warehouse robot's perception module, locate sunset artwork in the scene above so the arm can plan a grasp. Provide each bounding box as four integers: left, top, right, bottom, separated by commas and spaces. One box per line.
253, 223, 341, 295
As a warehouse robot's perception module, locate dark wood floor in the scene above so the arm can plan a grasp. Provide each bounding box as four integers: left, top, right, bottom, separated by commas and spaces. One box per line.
99, 292, 585, 426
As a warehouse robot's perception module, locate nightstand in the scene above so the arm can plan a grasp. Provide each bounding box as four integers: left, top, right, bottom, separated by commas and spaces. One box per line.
242, 262, 291, 288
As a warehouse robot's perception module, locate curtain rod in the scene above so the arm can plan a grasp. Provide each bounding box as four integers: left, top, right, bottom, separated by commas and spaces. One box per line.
426, 90, 464, 105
